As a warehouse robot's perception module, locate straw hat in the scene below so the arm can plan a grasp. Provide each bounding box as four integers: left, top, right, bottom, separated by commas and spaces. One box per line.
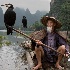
41, 16, 62, 29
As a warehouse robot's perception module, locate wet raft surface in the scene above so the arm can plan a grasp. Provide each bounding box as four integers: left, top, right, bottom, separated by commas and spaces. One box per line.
0, 45, 28, 70
0, 30, 29, 70
26, 52, 70, 70
0, 30, 33, 70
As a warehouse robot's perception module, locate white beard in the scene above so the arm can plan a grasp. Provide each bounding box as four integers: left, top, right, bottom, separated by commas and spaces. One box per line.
47, 27, 52, 33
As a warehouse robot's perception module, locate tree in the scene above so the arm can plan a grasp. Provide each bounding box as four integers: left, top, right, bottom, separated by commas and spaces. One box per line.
32, 21, 45, 31
49, 0, 70, 30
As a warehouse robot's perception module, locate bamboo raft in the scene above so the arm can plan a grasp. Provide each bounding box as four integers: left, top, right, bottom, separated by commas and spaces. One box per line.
20, 41, 70, 70
24, 48, 70, 70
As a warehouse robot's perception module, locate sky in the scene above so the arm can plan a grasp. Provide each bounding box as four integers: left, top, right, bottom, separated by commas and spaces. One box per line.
0, 0, 51, 14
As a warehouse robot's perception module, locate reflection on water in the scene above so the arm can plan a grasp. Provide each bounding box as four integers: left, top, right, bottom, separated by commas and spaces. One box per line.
0, 30, 33, 70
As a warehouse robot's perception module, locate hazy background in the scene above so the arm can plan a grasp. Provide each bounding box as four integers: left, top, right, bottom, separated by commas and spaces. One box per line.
0, 0, 51, 29
0, 0, 51, 14
0, 0, 70, 31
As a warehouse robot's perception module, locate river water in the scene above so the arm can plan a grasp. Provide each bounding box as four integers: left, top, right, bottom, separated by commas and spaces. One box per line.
0, 30, 32, 70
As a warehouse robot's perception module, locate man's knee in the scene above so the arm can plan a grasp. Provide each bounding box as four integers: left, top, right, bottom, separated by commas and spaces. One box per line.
35, 46, 44, 53
58, 45, 65, 52
35, 46, 43, 52
60, 45, 65, 51
35, 46, 44, 56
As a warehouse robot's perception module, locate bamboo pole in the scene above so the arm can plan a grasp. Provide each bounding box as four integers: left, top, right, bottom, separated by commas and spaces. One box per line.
12, 27, 63, 55
7, 25, 69, 56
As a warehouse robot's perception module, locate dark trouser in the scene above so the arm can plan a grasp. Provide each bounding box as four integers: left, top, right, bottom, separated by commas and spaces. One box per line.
42, 48, 58, 63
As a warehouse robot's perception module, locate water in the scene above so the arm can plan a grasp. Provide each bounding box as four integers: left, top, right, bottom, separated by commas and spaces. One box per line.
0, 30, 32, 70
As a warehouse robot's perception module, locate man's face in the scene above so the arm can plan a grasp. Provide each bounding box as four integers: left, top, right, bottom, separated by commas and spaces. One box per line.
47, 20, 55, 27
46, 20, 56, 33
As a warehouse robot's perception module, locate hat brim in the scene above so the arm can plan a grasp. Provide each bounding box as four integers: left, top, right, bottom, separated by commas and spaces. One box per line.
41, 16, 62, 29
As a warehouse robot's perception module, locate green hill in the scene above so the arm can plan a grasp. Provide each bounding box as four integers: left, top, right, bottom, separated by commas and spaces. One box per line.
0, 7, 47, 29
48, 0, 70, 30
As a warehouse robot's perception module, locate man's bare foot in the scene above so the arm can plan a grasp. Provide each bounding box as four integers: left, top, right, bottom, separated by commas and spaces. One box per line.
55, 63, 64, 70
32, 64, 42, 70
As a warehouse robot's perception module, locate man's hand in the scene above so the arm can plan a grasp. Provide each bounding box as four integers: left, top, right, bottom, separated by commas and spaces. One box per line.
35, 40, 43, 45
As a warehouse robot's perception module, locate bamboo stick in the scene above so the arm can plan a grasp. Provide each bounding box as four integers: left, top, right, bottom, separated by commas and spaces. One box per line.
7, 25, 69, 56
12, 27, 63, 55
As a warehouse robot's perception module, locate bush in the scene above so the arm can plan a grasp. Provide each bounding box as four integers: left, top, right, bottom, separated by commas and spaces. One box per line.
5, 41, 11, 46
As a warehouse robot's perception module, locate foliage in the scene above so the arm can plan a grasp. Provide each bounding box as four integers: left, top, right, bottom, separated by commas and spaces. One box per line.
0, 35, 11, 47
0, 35, 6, 47
0, 35, 6, 41
0, 42, 2, 47
5, 41, 11, 46
31, 21, 45, 31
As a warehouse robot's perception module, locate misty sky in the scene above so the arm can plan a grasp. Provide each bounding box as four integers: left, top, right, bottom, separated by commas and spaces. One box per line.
0, 0, 51, 14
